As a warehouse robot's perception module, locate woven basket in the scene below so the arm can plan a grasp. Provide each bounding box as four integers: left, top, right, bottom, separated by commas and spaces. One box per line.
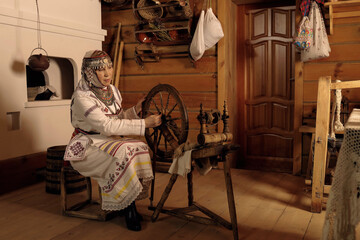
137, 0, 163, 20
166, 0, 192, 18
103, 0, 129, 7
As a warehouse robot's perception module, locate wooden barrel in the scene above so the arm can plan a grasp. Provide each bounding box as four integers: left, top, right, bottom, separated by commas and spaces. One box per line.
63, 167, 88, 194
45, 145, 86, 194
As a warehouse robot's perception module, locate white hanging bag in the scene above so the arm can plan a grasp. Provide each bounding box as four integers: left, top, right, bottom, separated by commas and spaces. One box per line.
301, 2, 331, 62
190, 10, 205, 61
203, 0, 224, 50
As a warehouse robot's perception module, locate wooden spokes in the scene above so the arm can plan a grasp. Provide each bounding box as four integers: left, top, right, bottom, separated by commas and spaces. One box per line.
142, 84, 189, 159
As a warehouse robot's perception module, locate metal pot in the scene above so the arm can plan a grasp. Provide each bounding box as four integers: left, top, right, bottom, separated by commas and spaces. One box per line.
28, 48, 50, 71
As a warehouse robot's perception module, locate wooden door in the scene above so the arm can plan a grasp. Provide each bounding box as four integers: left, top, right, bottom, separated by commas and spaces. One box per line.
240, 6, 296, 172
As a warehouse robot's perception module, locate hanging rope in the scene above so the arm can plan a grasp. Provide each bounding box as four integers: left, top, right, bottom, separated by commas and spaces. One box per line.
35, 0, 42, 49
28, 0, 49, 71
334, 80, 345, 132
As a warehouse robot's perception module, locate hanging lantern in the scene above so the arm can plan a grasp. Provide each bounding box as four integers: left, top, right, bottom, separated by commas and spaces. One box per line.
28, 0, 50, 71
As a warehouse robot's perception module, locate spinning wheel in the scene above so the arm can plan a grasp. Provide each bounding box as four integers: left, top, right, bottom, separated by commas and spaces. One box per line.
142, 84, 189, 159
143, 86, 239, 240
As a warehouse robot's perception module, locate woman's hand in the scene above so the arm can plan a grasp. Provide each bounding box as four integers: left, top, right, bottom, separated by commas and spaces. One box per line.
135, 96, 146, 114
145, 114, 162, 128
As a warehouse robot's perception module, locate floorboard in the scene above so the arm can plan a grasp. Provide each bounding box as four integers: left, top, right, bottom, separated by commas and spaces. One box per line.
0, 169, 329, 240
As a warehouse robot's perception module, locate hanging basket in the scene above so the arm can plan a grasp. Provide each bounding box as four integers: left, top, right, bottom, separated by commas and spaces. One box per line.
28, 47, 50, 71
137, 0, 164, 20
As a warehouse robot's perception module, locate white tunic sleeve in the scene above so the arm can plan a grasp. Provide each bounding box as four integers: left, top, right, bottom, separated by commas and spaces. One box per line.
120, 106, 139, 119
72, 95, 145, 136
112, 85, 140, 120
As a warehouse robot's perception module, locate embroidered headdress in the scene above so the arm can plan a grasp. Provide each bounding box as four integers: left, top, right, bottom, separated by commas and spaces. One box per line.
82, 50, 113, 88
81, 50, 114, 105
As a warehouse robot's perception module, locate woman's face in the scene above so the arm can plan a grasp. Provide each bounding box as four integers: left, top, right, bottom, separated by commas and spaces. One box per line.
95, 60, 113, 87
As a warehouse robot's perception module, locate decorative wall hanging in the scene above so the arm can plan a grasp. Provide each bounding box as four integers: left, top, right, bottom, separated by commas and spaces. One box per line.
28, 0, 50, 71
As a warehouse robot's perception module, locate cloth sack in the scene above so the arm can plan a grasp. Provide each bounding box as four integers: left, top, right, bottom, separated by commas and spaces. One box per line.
293, 16, 313, 50
190, 10, 205, 61
203, 7, 224, 50
301, 2, 331, 62
190, 0, 224, 61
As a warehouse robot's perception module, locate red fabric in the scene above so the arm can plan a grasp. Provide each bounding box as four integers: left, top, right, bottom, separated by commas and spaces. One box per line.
300, 0, 324, 16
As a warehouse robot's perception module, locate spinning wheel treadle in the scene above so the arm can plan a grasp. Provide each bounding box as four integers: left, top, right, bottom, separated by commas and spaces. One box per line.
142, 84, 189, 159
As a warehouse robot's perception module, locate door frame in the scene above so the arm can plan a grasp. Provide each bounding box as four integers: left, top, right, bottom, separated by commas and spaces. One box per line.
234, 0, 302, 174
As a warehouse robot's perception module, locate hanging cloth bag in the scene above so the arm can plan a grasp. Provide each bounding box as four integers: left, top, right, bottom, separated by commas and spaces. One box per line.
293, 16, 313, 50
190, 10, 205, 61
301, 1, 331, 62
203, 0, 224, 50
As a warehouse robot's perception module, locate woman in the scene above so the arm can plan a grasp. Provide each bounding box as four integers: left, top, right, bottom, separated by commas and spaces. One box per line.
64, 50, 161, 231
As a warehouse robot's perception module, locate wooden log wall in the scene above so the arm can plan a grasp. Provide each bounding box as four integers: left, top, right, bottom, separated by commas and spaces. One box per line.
299, 3, 360, 173
101, 0, 229, 155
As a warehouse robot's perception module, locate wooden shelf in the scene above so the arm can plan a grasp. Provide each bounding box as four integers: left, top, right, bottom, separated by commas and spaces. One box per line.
325, 0, 360, 7
325, 0, 360, 34
131, 0, 193, 66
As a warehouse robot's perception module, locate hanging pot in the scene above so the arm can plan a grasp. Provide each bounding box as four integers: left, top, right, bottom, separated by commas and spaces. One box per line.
28, 47, 50, 71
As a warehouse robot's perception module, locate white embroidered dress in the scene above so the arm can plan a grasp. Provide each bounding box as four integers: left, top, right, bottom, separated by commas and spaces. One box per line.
64, 79, 153, 211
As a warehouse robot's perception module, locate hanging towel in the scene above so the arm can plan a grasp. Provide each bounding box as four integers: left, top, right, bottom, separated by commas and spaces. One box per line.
169, 149, 192, 177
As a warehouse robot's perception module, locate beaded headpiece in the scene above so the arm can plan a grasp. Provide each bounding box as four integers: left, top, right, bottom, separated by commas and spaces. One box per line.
81, 50, 114, 105
82, 50, 113, 88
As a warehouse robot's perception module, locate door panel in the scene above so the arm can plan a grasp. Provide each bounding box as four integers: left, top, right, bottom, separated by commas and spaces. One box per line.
246, 134, 293, 158
247, 103, 268, 129
271, 41, 290, 98
272, 102, 290, 130
250, 42, 268, 98
252, 10, 268, 39
272, 9, 290, 37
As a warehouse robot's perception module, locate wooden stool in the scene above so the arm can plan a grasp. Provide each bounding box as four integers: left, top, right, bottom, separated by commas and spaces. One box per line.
60, 166, 118, 221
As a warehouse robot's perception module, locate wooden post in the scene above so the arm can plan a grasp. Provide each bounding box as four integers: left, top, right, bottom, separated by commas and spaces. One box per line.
293, 0, 304, 175
151, 174, 178, 221
311, 76, 332, 213
114, 41, 124, 89
60, 167, 67, 213
306, 133, 315, 181
217, 0, 226, 132
223, 153, 239, 240
149, 130, 158, 207
329, 5, 334, 35
187, 169, 193, 206
112, 23, 121, 83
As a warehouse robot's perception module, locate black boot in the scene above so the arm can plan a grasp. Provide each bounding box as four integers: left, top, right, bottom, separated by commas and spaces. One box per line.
133, 203, 143, 221
124, 202, 141, 231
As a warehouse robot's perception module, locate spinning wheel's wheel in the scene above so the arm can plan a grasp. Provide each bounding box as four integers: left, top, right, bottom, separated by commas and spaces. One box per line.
142, 84, 189, 159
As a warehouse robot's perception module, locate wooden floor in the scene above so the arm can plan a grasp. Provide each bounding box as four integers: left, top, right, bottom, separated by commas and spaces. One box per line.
0, 168, 332, 240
